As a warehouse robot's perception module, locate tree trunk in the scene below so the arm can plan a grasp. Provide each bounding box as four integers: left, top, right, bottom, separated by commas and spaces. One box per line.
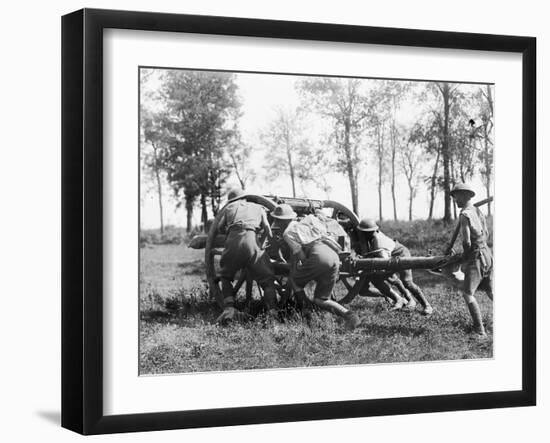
390, 122, 398, 220
483, 123, 492, 217
485, 85, 493, 216
200, 193, 208, 232
208, 169, 222, 217
151, 143, 164, 235
343, 118, 359, 214
377, 125, 384, 221
409, 188, 413, 221
441, 84, 452, 223
450, 153, 457, 220
230, 153, 246, 190
285, 132, 297, 198
185, 197, 194, 233
428, 145, 441, 220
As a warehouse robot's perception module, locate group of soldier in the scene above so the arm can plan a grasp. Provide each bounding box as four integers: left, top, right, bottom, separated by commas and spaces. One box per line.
214, 183, 493, 336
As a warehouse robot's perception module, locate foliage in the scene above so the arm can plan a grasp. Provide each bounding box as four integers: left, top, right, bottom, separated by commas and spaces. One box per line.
140, 226, 187, 246
159, 70, 242, 226
140, 71, 495, 228
226, 133, 256, 190
298, 78, 372, 213
261, 107, 313, 197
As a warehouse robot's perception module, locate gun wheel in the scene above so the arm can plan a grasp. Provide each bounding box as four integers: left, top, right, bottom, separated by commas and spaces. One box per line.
205, 195, 277, 309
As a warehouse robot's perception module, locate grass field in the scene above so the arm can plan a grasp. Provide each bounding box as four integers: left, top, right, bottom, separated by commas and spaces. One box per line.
139, 220, 493, 375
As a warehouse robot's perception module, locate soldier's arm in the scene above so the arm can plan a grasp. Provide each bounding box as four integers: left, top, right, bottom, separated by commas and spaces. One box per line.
372, 236, 391, 258
460, 214, 472, 253
260, 209, 273, 239
217, 209, 227, 234
283, 228, 306, 266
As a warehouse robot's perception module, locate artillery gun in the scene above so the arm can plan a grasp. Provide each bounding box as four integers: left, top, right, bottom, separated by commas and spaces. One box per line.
189, 194, 464, 309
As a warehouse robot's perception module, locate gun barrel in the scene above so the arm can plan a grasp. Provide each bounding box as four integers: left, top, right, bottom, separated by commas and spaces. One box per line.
349, 254, 463, 273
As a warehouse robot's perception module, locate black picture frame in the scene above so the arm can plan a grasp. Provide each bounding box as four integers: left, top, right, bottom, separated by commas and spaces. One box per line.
61, 8, 536, 435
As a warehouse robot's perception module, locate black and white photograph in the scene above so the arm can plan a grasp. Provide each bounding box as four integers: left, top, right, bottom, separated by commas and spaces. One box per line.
139, 68, 495, 375
2, 0, 545, 440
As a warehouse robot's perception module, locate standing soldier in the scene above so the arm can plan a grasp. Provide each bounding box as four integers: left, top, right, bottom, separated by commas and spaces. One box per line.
271, 204, 361, 330
215, 188, 278, 324
448, 183, 493, 336
356, 218, 434, 315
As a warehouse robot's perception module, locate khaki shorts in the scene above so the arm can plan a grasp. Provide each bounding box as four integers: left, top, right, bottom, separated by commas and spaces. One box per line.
219, 230, 274, 284
463, 247, 493, 295
293, 243, 339, 300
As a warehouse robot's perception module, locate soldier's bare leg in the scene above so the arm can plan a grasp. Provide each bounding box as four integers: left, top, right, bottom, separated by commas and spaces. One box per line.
402, 278, 433, 315
483, 269, 494, 301
216, 277, 251, 324
388, 275, 416, 309
260, 281, 280, 321
372, 277, 406, 310
249, 250, 278, 319
462, 262, 486, 336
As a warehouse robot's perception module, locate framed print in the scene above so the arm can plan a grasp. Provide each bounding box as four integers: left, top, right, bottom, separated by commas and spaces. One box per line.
61, 8, 536, 435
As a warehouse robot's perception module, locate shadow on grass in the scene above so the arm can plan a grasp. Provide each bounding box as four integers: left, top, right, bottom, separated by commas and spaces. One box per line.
140, 293, 275, 326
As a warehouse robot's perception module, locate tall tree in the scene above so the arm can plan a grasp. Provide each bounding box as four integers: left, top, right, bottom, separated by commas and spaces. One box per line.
384, 81, 411, 220
430, 82, 462, 222
226, 134, 256, 190
141, 109, 167, 234
368, 80, 394, 221
372, 117, 387, 220
403, 124, 426, 221
262, 107, 310, 197
476, 85, 494, 215
296, 142, 335, 198
389, 122, 400, 220
160, 70, 240, 230
414, 111, 444, 220
299, 78, 371, 214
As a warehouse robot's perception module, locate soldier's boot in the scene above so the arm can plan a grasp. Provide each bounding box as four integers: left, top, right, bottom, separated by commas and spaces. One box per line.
392, 278, 416, 309
294, 290, 313, 321
388, 289, 406, 311
262, 284, 280, 322
220, 278, 236, 308
375, 279, 405, 310
216, 278, 240, 325
466, 299, 487, 336
404, 280, 433, 315
343, 311, 362, 330
312, 298, 361, 330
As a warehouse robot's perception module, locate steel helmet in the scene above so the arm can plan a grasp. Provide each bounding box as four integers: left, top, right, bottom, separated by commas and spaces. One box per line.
227, 187, 244, 201
357, 218, 378, 232
450, 183, 476, 198
271, 204, 297, 220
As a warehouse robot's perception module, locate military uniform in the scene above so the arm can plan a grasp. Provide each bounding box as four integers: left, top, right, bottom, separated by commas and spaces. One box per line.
293, 242, 340, 301
218, 199, 275, 307
460, 203, 493, 296
357, 222, 432, 314
360, 230, 395, 257
271, 206, 360, 329
450, 182, 492, 336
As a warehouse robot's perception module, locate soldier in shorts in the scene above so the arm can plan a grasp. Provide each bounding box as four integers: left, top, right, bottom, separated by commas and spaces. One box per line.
271, 204, 361, 330
215, 188, 277, 324
356, 218, 434, 315
448, 183, 493, 336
